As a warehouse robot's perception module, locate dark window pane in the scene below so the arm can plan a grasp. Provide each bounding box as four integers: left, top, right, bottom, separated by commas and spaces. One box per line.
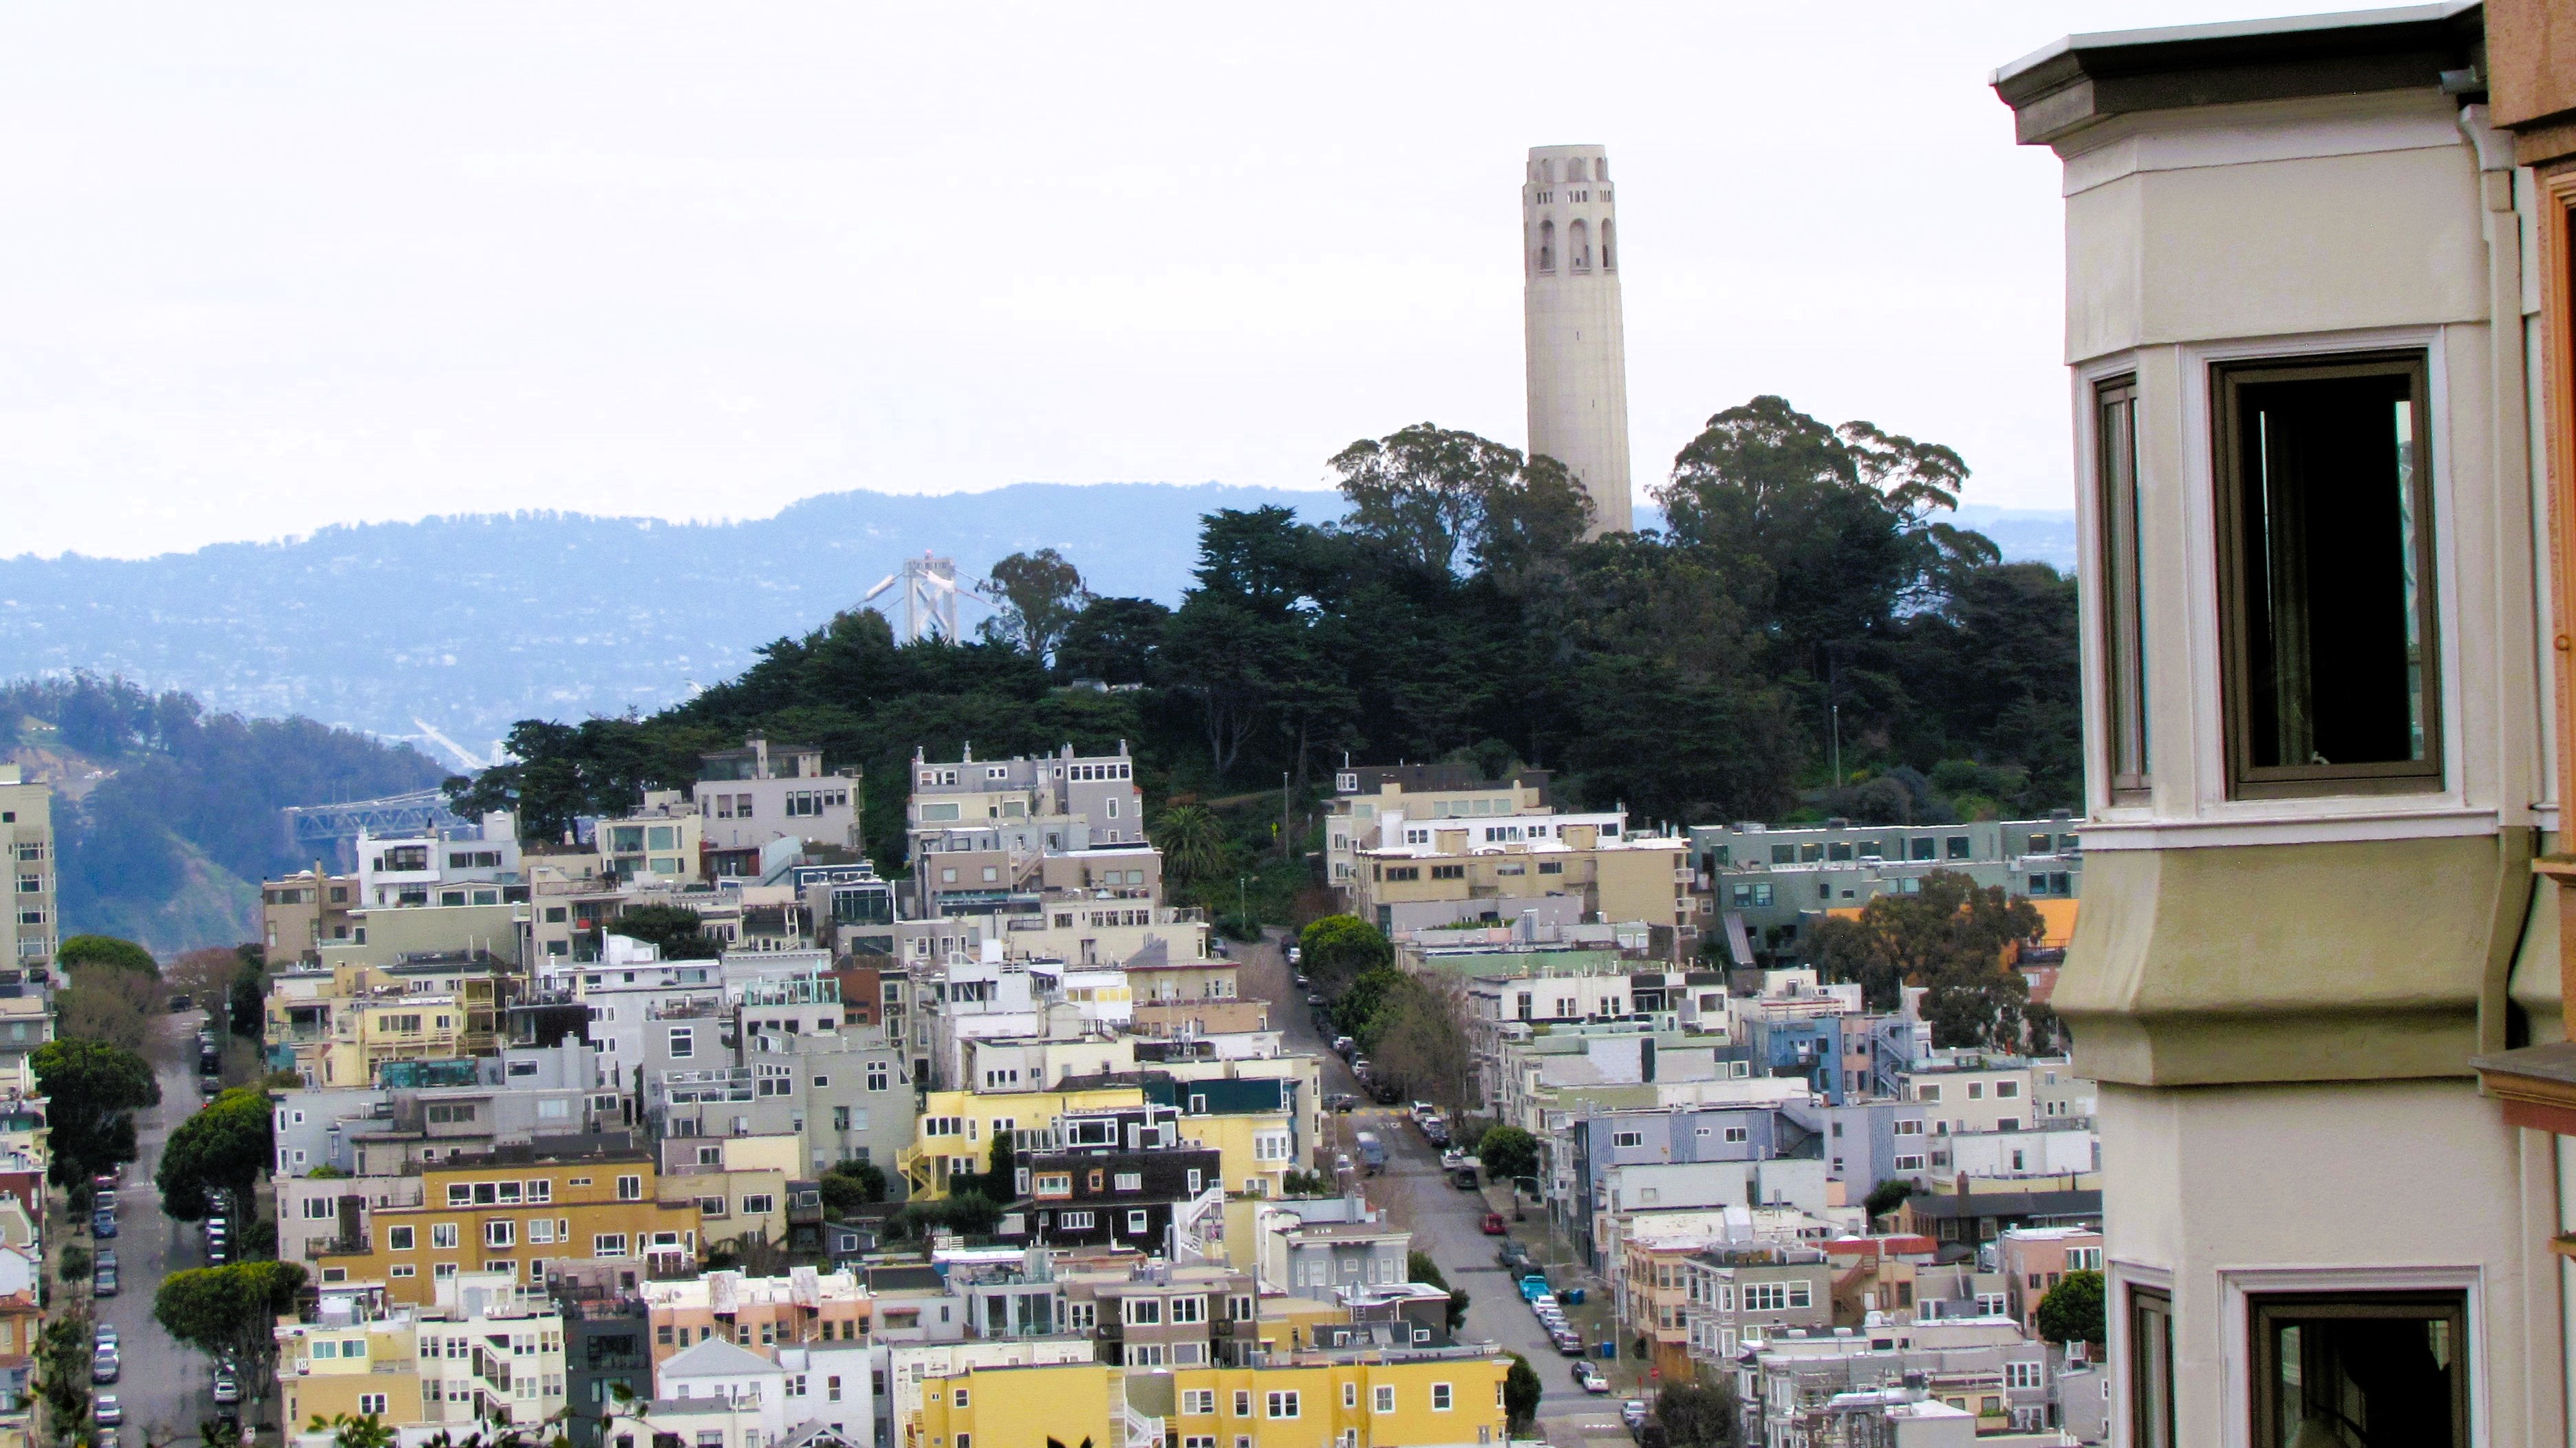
2220, 355, 2438, 794
2251, 1292, 2465, 1448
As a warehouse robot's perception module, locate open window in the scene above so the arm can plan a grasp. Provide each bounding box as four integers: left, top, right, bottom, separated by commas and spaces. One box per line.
2215, 352, 2438, 797
2249, 1291, 2466, 1447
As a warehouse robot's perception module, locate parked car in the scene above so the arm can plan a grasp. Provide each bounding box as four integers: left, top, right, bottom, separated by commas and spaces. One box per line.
211, 1367, 240, 1404
1556, 1331, 1587, 1357
97, 1429, 119, 1448
1622, 1400, 1649, 1431
1286, 946, 1302, 966
1329, 1094, 1360, 1113
89, 1171, 118, 1190
1332, 1036, 1356, 1058
93, 1395, 122, 1427
1573, 1362, 1609, 1394
1293, 972, 1309, 988
92, 1265, 118, 1297
93, 1324, 117, 1350
168, 993, 194, 1012
1305, 993, 1324, 1007
93, 1190, 118, 1214
91, 1211, 116, 1239
1480, 1213, 1507, 1235
91, 1349, 119, 1384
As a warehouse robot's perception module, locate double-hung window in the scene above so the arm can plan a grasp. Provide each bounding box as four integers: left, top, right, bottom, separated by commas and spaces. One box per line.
2215, 352, 2439, 796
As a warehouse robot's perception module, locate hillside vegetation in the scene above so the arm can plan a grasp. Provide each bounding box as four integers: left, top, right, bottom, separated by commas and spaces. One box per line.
2, 677, 449, 952
454, 399, 2081, 912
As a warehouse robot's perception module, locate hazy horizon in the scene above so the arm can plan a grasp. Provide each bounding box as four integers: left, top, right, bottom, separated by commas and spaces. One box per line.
3, 1, 2317, 560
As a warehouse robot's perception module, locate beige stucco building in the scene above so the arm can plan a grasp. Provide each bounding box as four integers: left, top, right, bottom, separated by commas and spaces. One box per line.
1996, 3, 2576, 1443
1349, 822, 1686, 941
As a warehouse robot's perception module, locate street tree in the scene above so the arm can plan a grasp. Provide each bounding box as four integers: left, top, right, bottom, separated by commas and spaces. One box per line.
1297, 915, 1392, 997
56, 935, 157, 977
1502, 1354, 1541, 1434
157, 1085, 272, 1221
1477, 1125, 1539, 1188
57, 964, 162, 1054
31, 1038, 160, 1184
1368, 975, 1474, 1110
2035, 1269, 2107, 1349
168, 946, 246, 1009
1655, 1374, 1744, 1447
155, 1261, 308, 1418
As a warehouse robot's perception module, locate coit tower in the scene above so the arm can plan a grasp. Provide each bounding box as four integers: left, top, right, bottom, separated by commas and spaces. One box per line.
1523, 143, 1633, 535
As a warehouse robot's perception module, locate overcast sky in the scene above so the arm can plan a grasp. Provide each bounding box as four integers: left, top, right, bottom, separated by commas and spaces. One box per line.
0, 2, 2336, 561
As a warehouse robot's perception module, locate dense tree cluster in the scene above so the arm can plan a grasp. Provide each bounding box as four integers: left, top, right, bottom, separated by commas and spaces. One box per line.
447, 398, 2076, 877
1809, 870, 2046, 1049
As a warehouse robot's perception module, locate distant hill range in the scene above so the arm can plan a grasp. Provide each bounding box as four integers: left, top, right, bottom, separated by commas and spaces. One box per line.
0, 485, 2072, 767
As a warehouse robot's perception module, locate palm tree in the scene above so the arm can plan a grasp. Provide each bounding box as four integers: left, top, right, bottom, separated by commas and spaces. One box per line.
1152, 804, 1225, 882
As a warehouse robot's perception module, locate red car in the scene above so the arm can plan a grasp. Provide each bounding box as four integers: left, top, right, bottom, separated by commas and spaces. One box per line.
1480, 1213, 1507, 1235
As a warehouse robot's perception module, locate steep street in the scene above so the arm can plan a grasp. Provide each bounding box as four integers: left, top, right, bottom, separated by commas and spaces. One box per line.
86, 1014, 221, 1446
1241, 933, 1640, 1446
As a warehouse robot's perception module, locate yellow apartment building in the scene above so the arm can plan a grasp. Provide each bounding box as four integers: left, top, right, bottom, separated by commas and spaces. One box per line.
1351, 824, 1687, 935
277, 1315, 427, 1429
911, 1354, 1512, 1448
315, 1153, 701, 1305
1171, 1356, 1513, 1447
899, 1085, 1145, 1200
909, 1361, 1120, 1448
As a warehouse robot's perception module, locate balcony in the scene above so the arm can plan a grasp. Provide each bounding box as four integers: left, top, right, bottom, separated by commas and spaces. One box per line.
305, 1235, 369, 1259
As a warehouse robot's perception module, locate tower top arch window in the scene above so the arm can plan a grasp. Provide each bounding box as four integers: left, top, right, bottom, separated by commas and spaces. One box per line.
1569, 218, 1591, 272
1537, 218, 1555, 273
1601, 220, 1617, 273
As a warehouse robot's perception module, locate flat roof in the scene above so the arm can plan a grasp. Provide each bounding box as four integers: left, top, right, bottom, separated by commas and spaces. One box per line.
1991, 1, 2478, 147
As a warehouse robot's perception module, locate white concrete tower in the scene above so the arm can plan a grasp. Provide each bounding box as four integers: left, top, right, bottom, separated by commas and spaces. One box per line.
1522, 143, 1633, 535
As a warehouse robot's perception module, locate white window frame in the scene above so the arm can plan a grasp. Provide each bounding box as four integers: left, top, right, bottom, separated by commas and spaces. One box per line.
2207, 1261, 2480, 1448
2078, 328, 2474, 844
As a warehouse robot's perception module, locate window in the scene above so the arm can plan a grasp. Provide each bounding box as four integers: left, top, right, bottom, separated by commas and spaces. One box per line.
668, 1028, 694, 1059
1181, 1389, 1215, 1415
2216, 353, 2438, 796
1265, 1391, 1300, 1420
2005, 1360, 2043, 1390
868, 1062, 890, 1091
1374, 1385, 1395, 1414
485, 1220, 515, 1248
617, 1175, 643, 1201
2250, 1290, 2464, 1446
593, 1233, 629, 1257
1430, 1383, 1452, 1411
1611, 1131, 1643, 1149
1125, 1298, 1161, 1325
1234, 1391, 1252, 1416
1060, 1211, 1095, 1231
1126, 1209, 1149, 1235
1170, 1295, 1204, 1323
432, 1224, 460, 1250
2097, 394, 2152, 789
389, 1226, 416, 1250
360, 1394, 388, 1416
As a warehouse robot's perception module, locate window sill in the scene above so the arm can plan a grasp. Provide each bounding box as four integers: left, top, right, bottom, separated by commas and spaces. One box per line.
2077, 803, 2499, 851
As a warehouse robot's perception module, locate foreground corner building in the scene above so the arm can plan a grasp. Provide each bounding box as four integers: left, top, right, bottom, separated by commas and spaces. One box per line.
1995, 3, 2576, 1444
